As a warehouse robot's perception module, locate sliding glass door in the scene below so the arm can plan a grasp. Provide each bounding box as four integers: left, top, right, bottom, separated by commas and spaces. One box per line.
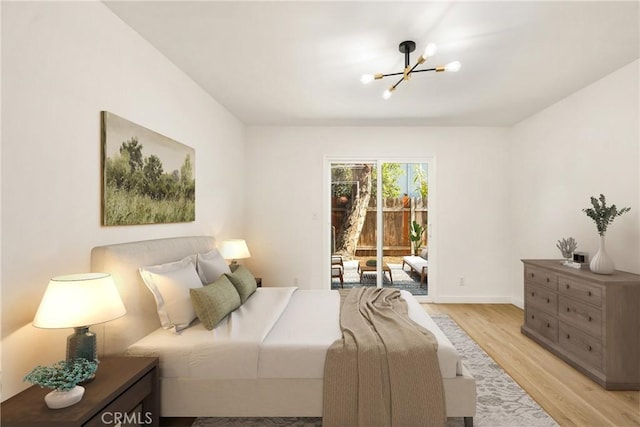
330, 162, 378, 289
328, 159, 431, 297
379, 162, 428, 295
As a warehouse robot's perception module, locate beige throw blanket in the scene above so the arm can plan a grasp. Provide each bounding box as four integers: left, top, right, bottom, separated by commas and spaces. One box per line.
323, 287, 446, 427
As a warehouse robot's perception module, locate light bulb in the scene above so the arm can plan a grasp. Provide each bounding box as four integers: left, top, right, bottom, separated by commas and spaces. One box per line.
382, 89, 392, 100
360, 74, 375, 84
423, 43, 438, 58
445, 61, 461, 72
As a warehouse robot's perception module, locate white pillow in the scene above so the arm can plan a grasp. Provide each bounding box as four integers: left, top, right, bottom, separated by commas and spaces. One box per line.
139, 255, 202, 333
197, 249, 231, 284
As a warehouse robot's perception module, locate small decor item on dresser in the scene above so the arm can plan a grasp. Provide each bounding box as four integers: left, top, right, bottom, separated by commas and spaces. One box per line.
556, 237, 577, 262
582, 194, 631, 275
24, 358, 98, 409
564, 251, 590, 269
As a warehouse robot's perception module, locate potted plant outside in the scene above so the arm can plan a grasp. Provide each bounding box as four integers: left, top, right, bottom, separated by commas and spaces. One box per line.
24, 358, 98, 409
409, 221, 426, 256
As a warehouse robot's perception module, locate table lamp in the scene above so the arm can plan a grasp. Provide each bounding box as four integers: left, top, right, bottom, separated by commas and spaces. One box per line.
219, 239, 251, 270
33, 273, 126, 362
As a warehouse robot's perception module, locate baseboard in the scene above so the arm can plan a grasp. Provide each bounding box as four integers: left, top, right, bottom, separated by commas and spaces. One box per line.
511, 297, 524, 309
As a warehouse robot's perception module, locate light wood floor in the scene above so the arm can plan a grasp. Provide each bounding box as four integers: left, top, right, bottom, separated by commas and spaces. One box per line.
423, 303, 640, 427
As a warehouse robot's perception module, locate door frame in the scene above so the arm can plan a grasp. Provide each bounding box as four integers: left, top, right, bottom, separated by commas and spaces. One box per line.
323, 156, 436, 303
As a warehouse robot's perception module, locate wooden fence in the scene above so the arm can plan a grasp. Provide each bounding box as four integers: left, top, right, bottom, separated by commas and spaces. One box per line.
332, 196, 428, 256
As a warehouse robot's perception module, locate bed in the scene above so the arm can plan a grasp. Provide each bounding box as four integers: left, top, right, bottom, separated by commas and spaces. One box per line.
90, 236, 476, 424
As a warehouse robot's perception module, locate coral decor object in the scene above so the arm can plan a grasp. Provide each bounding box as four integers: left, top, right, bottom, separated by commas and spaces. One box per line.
556, 237, 578, 259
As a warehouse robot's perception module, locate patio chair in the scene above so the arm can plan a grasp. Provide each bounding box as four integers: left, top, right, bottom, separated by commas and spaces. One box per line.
331, 255, 344, 288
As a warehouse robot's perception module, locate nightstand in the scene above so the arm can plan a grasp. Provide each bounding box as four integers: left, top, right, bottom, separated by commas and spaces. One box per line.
1, 357, 159, 426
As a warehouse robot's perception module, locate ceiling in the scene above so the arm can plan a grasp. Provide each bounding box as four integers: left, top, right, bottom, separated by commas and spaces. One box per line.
104, 1, 639, 127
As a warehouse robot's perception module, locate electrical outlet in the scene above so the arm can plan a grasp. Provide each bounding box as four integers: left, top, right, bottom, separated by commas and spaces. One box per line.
459, 276, 465, 286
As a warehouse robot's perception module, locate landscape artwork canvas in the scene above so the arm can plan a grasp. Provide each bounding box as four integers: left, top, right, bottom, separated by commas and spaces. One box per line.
101, 111, 195, 225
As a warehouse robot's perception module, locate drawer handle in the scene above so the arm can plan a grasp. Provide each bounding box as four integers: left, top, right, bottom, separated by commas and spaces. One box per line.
546, 323, 551, 328
546, 277, 550, 283
587, 345, 592, 351
566, 334, 570, 339
546, 298, 550, 303
588, 291, 592, 297
566, 284, 570, 289
531, 314, 535, 320
588, 316, 592, 322
566, 307, 571, 312
531, 273, 534, 277
531, 292, 535, 297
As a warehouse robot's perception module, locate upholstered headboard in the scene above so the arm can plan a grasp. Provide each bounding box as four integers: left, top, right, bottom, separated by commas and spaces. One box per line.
90, 236, 216, 355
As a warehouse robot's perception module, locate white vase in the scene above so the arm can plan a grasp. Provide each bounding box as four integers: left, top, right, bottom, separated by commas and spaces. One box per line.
590, 235, 615, 275
44, 385, 85, 409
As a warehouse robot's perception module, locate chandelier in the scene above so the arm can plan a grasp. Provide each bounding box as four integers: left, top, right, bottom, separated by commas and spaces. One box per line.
361, 40, 461, 100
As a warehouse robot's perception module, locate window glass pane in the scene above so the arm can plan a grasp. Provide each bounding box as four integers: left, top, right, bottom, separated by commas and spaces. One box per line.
330, 161, 429, 296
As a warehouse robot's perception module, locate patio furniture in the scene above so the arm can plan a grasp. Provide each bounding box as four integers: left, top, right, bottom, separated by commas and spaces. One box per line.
358, 261, 393, 284
402, 248, 428, 286
331, 256, 344, 287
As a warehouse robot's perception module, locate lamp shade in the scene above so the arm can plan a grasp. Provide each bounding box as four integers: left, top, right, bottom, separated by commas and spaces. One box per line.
33, 273, 126, 329
219, 239, 251, 260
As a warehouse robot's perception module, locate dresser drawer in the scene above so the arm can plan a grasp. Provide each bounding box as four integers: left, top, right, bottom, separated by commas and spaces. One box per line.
559, 321, 602, 370
558, 296, 602, 338
524, 266, 557, 290
525, 283, 558, 315
558, 275, 603, 307
525, 306, 558, 343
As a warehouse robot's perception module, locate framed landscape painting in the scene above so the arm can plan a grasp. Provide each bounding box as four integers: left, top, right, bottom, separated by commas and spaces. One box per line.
101, 111, 195, 225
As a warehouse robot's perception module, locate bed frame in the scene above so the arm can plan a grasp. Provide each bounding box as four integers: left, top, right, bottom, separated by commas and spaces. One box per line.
91, 236, 476, 424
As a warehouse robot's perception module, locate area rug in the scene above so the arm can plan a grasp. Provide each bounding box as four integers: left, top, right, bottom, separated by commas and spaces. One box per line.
192, 314, 557, 427
434, 315, 557, 427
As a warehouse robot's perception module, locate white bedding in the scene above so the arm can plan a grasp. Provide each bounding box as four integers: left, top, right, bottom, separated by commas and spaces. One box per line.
127, 287, 462, 380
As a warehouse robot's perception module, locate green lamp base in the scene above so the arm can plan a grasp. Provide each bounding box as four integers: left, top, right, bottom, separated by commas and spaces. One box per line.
66, 326, 97, 362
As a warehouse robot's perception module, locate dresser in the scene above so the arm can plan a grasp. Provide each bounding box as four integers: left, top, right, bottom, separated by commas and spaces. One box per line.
521, 259, 640, 390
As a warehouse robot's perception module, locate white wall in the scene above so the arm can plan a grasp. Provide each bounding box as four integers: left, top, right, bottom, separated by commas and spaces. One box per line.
1, 2, 245, 399
508, 59, 640, 307
245, 126, 512, 303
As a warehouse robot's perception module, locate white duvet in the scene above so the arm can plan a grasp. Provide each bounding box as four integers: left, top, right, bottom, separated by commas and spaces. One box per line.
127, 287, 462, 380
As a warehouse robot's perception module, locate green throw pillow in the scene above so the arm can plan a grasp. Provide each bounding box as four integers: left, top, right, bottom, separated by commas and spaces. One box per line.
224, 265, 257, 303
190, 275, 241, 330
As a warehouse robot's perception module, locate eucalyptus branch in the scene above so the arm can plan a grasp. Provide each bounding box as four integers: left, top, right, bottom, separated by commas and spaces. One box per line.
582, 194, 630, 236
